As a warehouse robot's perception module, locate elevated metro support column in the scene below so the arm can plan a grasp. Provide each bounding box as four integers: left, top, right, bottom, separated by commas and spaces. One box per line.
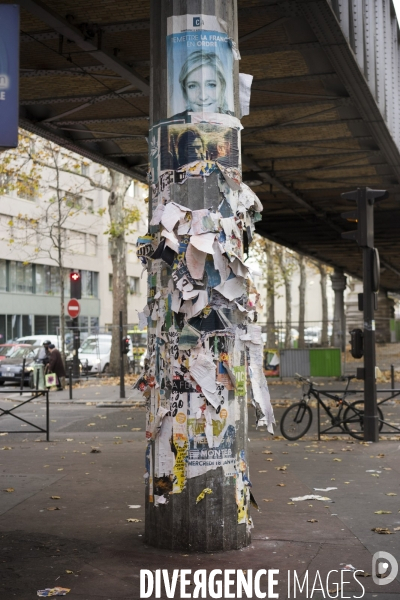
330, 269, 347, 352
139, 0, 274, 551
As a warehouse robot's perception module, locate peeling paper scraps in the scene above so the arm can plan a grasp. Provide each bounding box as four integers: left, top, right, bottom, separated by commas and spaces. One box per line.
186, 243, 207, 280
137, 310, 148, 330
214, 275, 246, 301
239, 73, 253, 118
230, 255, 249, 278
217, 162, 241, 190
180, 290, 209, 319
161, 202, 188, 232
189, 353, 216, 395
154, 494, 169, 506
238, 182, 263, 212
161, 229, 179, 253
189, 232, 216, 254
213, 241, 230, 284
248, 344, 275, 432
196, 488, 213, 504
150, 203, 165, 226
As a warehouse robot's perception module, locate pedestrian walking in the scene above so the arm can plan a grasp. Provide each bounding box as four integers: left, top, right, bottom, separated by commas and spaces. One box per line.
45, 344, 66, 391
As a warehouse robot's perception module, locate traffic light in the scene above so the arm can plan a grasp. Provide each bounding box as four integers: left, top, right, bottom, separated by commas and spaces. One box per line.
350, 329, 364, 359
122, 337, 130, 354
70, 271, 81, 299
341, 187, 388, 248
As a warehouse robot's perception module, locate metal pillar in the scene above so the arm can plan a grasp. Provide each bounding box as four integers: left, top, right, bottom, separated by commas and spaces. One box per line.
363, 245, 379, 441
142, 0, 273, 551
119, 310, 125, 399
330, 269, 347, 351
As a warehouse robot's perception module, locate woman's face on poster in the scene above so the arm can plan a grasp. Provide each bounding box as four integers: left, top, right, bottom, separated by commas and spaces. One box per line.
185, 65, 222, 112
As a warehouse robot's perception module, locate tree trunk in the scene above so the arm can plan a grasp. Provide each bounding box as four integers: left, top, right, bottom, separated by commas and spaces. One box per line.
298, 255, 306, 348
277, 248, 292, 348
318, 263, 329, 346
108, 169, 130, 375
265, 241, 276, 349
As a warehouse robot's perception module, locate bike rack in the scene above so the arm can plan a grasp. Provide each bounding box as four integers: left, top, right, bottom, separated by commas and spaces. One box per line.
316, 387, 400, 439
0, 389, 50, 441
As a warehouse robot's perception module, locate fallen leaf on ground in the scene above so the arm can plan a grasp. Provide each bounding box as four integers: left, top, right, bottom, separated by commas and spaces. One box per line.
87, 423, 96, 427
47, 507, 60, 511
196, 488, 213, 504
50, 496, 61, 500
66, 439, 74, 442
371, 527, 393, 534
128, 505, 141, 508
265, 458, 273, 462
258, 470, 268, 473
3, 488, 14, 493
308, 519, 318, 523
276, 483, 286, 487
1, 447, 12, 450
394, 527, 400, 531
90, 448, 101, 453
65, 570, 73, 574
386, 493, 397, 496
275, 466, 287, 471
357, 572, 370, 577
126, 518, 142, 522
263, 499, 273, 502
375, 510, 392, 514
287, 502, 295, 505
57, 469, 63, 471
333, 458, 342, 462
131, 428, 141, 431
262, 450, 273, 455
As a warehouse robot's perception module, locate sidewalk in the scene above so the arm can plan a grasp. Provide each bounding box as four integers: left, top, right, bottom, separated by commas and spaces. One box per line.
1, 400, 400, 599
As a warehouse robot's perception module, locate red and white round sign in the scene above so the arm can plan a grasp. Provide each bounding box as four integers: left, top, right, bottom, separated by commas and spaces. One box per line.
67, 298, 81, 318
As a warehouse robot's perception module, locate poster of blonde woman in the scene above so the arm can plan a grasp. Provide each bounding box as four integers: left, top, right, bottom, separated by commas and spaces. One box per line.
167, 14, 234, 119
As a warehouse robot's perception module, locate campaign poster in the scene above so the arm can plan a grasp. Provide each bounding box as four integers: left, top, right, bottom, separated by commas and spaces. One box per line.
167, 14, 234, 119
160, 122, 239, 170
0, 5, 19, 148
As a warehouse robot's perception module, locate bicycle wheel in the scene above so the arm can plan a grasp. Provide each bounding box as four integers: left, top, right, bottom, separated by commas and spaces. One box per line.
343, 401, 384, 440
280, 402, 313, 441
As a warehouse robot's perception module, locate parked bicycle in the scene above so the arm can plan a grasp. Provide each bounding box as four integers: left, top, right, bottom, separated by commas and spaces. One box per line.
280, 374, 384, 441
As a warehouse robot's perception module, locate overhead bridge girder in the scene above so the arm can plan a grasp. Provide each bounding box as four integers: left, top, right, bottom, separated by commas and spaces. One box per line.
328, 0, 400, 150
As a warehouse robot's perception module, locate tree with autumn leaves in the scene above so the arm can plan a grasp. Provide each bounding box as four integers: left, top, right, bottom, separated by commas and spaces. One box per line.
0, 130, 140, 372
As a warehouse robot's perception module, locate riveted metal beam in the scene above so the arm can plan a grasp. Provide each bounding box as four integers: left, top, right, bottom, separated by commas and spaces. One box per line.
18, 0, 150, 94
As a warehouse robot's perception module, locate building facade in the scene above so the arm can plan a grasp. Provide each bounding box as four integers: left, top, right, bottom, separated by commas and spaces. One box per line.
0, 147, 148, 342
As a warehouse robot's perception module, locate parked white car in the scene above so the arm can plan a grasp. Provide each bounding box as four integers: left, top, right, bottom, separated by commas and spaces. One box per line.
77, 334, 112, 373
17, 334, 60, 347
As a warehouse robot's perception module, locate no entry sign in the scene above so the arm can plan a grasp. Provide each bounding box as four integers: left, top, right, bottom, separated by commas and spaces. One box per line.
67, 298, 81, 318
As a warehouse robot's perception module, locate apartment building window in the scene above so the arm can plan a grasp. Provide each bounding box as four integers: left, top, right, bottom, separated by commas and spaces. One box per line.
17, 177, 37, 201
8, 261, 33, 294
81, 270, 98, 298
0, 259, 6, 292
67, 230, 86, 254
128, 276, 140, 295
84, 197, 94, 212
109, 274, 113, 291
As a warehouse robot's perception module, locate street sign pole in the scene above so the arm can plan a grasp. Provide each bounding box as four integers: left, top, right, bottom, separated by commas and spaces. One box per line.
119, 310, 125, 399
67, 298, 81, 380
342, 187, 388, 442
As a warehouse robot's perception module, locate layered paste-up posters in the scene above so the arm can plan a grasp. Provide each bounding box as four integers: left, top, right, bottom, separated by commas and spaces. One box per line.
139, 12, 274, 533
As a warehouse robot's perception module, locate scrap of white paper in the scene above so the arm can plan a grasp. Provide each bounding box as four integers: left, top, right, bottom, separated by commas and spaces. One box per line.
161, 203, 184, 232
180, 290, 208, 319
314, 487, 337, 492
186, 243, 206, 279
150, 204, 165, 226
230, 256, 248, 278
239, 73, 253, 118
290, 495, 333, 502
239, 182, 263, 212
137, 311, 148, 329
161, 229, 179, 253
214, 276, 246, 301
190, 232, 216, 254
213, 241, 230, 283
190, 353, 217, 393
171, 289, 181, 313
